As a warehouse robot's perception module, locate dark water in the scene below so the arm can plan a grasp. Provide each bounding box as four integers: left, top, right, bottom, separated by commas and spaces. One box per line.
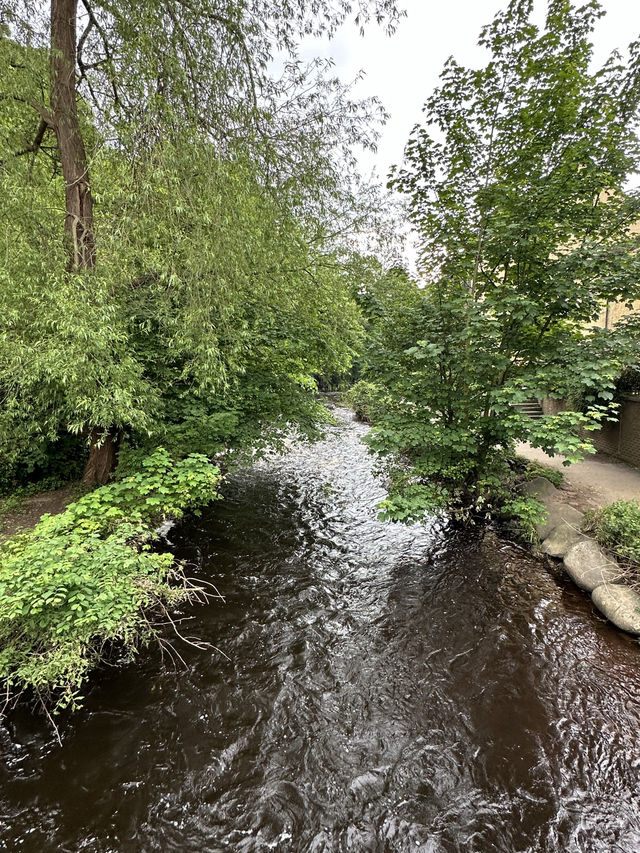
1, 409, 640, 852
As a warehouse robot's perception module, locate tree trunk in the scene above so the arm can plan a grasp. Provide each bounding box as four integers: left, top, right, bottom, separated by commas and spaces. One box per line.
50, 0, 95, 270
51, 0, 113, 483
82, 428, 121, 486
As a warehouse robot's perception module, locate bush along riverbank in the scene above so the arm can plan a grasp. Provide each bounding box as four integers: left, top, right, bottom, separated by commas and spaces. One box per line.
520, 478, 640, 636
343, 390, 640, 638
0, 449, 222, 722
343, 384, 554, 536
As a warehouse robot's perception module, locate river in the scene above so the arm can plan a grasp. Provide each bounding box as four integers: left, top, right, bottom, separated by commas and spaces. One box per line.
1, 408, 639, 852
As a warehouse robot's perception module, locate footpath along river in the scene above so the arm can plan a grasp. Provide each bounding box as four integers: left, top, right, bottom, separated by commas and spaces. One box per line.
1, 408, 640, 852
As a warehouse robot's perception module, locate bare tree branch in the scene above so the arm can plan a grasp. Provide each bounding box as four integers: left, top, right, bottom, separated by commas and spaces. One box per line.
0, 93, 55, 127
78, 0, 120, 105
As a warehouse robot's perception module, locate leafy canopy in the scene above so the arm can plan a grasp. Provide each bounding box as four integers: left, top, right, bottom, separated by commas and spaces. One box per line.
366, 0, 640, 521
0, 1, 401, 472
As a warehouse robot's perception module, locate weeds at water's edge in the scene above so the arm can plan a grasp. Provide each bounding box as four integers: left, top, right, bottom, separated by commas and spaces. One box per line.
0, 449, 223, 725
584, 500, 640, 593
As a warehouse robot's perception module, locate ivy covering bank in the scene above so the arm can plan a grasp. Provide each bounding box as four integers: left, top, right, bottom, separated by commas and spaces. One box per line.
0, 450, 221, 714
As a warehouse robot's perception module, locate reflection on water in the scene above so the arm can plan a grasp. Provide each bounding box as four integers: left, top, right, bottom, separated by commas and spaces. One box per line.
1, 409, 640, 852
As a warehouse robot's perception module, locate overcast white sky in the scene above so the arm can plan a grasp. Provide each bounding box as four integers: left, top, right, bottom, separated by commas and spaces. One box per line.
301, 0, 640, 182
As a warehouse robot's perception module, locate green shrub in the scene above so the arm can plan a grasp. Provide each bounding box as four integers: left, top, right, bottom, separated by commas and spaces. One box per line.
500, 496, 548, 543
586, 500, 640, 564
523, 460, 564, 488
0, 448, 222, 714
53, 448, 220, 536
378, 481, 449, 523
344, 380, 384, 423
0, 434, 87, 498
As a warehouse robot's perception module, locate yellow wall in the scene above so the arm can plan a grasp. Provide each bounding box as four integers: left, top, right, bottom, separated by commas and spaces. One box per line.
594, 220, 640, 329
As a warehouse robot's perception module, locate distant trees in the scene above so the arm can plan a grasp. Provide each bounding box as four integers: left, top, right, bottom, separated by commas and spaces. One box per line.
0, 0, 401, 483
364, 0, 640, 520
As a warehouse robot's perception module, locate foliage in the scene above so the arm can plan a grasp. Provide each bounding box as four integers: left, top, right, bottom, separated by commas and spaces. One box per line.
0, 124, 365, 469
0, 0, 405, 719
499, 495, 547, 544
377, 479, 450, 523
586, 500, 640, 565
0, 449, 221, 714
363, 0, 640, 521
0, 434, 87, 499
0, 434, 87, 532
344, 380, 385, 423
520, 459, 564, 489
0, 2, 399, 480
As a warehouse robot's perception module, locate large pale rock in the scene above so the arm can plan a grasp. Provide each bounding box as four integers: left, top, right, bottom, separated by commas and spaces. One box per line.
535, 501, 584, 541
541, 519, 586, 558
592, 584, 640, 635
563, 540, 621, 592
519, 477, 560, 503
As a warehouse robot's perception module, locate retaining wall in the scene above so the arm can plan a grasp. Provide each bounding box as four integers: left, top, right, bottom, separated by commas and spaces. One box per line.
592, 394, 640, 469
540, 394, 640, 469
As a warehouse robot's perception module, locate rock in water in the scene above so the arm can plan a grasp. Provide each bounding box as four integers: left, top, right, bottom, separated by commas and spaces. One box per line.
563, 540, 621, 592
519, 477, 560, 503
592, 584, 640, 635
348, 767, 389, 803
541, 524, 586, 558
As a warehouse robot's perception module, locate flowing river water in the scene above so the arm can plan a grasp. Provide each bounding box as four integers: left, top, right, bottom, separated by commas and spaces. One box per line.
1, 408, 640, 852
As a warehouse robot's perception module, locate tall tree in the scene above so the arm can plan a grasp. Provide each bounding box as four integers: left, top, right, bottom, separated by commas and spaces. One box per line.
368, 0, 640, 520
50, 0, 113, 482
0, 0, 401, 483
50, 0, 94, 270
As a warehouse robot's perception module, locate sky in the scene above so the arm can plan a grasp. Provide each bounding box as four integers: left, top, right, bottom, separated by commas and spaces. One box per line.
301, 0, 640, 183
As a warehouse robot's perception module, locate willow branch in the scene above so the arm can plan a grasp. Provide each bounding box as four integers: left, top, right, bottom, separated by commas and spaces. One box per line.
12, 117, 48, 158
0, 94, 55, 127
78, 0, 120, 105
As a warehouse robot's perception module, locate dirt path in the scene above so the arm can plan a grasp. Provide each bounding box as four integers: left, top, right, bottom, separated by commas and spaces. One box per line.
0, 484, 80, 542
516, 442, 640, 513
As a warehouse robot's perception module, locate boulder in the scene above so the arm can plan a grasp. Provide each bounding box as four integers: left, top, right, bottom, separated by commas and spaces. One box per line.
518, 477, 560, 503
535, 501, 584, 541
563, 540, 621, 592
592, 584, 640, 635
541, 518, 586, 558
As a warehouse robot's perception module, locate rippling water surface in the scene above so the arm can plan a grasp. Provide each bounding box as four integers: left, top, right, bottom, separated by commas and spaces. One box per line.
1, 409, 640, 852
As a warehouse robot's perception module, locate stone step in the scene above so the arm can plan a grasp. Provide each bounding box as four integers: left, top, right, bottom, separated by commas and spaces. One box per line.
512, 398, 544, 418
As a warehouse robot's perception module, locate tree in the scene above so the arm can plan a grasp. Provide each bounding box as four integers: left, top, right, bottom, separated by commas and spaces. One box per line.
367, 0, 640, 520
0, 0, 401, 483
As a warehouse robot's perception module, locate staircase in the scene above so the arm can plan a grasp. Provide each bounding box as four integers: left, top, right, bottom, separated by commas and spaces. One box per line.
512, 398, 544, 419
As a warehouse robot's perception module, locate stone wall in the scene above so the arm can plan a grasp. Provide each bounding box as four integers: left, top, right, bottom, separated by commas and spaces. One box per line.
539, 394, 640, 469
592, 394, 640, 469
540, 397, 569, 416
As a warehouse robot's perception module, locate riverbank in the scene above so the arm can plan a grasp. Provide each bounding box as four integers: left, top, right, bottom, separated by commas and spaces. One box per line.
3, 406, 639, 852
516, 441, 640, 512
0, 450, 223, 716
520, 474, 640, 635
0, 483, 81, 543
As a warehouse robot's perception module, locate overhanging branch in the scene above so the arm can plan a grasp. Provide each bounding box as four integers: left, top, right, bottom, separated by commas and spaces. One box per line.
0, 94, 56, 128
